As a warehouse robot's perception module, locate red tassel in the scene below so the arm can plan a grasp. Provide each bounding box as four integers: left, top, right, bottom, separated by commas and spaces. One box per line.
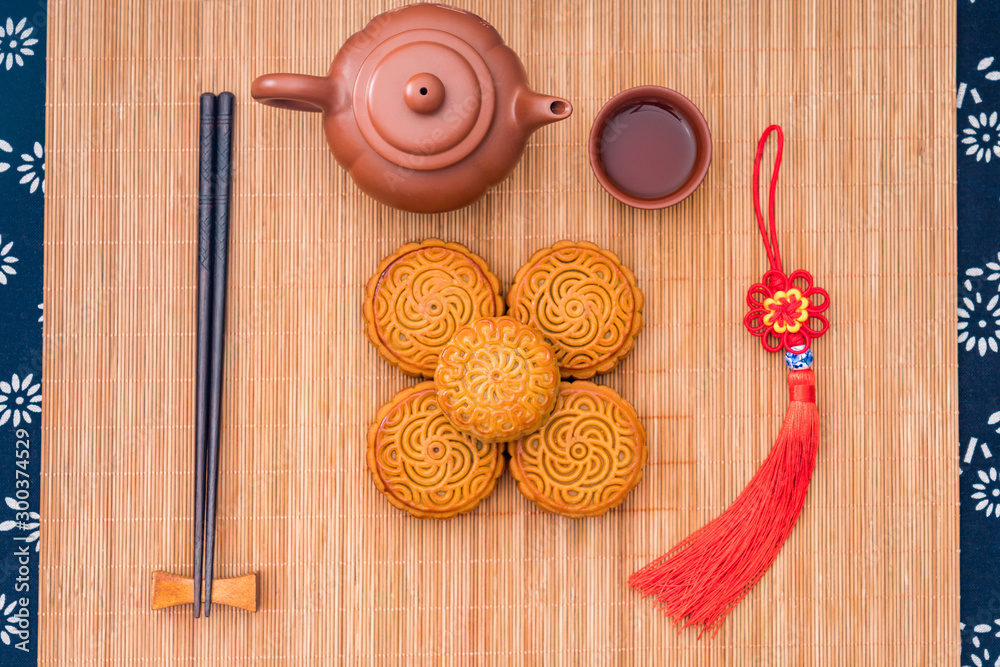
629, 368, 819, 636
630, 126, 829, 635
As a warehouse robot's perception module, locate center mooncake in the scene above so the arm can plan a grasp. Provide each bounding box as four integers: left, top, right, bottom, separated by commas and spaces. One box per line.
435, 317, 560, 443
507, 241, 644, 379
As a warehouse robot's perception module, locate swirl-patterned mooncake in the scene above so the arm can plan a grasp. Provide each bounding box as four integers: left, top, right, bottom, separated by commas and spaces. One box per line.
364, 240, 504, 378
507, 241, 644, 379
508, 382, 647, 518
367, 382, 505, 519
435, 317, 560, 444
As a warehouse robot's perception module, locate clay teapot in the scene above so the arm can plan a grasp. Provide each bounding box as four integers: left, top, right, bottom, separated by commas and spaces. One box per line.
251, 3, 572, 213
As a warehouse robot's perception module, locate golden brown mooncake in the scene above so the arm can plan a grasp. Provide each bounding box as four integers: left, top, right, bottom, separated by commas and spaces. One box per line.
508, 381, 647, 518
364, 239, 504, 378
435, 316, 560, 444
507, 241, 644, 380
366, 382, 505, 520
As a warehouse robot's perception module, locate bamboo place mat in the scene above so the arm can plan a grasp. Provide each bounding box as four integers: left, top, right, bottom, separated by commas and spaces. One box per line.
40, 0, 957, 664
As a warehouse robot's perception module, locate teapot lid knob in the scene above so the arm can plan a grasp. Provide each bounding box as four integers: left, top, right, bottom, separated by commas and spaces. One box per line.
404, 73, 445, 114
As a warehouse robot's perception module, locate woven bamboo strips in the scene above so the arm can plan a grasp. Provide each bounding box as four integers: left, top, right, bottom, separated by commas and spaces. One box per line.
41, 0, 957, 664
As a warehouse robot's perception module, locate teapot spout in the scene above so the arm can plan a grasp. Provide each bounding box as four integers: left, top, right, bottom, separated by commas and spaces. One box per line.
515, 90, 573, 134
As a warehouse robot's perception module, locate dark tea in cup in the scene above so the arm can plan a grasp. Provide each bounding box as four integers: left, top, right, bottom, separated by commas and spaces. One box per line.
589, 86, 712, 209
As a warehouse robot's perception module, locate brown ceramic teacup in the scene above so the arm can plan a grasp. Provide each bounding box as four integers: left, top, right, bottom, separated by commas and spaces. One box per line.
589, 86, 712, 209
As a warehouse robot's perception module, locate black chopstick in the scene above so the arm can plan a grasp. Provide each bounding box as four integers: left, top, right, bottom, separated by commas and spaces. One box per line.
193, 92, 216, 619
203, 91, 235, 617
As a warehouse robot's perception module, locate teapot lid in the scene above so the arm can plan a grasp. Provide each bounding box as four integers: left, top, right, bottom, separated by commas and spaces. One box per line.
353, 29, 496, 171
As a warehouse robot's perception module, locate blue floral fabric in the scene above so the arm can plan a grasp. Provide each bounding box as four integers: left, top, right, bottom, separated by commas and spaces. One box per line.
959, 2, 1000, 665
0, 3, 44, 664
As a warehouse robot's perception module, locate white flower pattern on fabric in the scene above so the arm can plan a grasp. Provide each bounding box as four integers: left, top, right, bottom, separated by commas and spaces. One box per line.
0, 235, 17, 286
0, 497, 38, 553
963, 112, 1000, 163
0, 374, 40, 428
0, 18, 38, 71
979, 57, 1000, 82
16, 141, 43, 194
966, 257, 1000, 291
36, 303, 41, 323
967, 619, 1000, 650
965, 619, 1000, 667
972, 467, 1000, 518
0, 139, 11, 173
965, 436, 995, 469
960, 57, 1000, 109
964, 647, 998, 667
0, 594, 23, 646
958, 289, 1000, 355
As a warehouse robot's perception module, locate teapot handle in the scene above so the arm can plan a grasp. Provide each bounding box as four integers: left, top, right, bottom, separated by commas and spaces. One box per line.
250, 73, 333, 113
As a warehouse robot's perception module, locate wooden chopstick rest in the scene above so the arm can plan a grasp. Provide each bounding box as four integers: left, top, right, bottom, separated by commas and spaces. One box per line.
151, 571, 258, 612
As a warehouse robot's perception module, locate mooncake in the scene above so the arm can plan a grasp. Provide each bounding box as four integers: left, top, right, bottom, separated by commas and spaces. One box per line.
507, 241, 644, 379
364, 239, 504, 378
366, 382, 505, 519
508, 382, 647, 518
435, 316, 560, 443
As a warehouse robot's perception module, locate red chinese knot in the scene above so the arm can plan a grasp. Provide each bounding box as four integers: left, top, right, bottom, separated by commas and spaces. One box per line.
743, 126, 830, 354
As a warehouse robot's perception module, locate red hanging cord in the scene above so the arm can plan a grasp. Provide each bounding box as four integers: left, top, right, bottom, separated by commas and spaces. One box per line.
752, 124, 784, 274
